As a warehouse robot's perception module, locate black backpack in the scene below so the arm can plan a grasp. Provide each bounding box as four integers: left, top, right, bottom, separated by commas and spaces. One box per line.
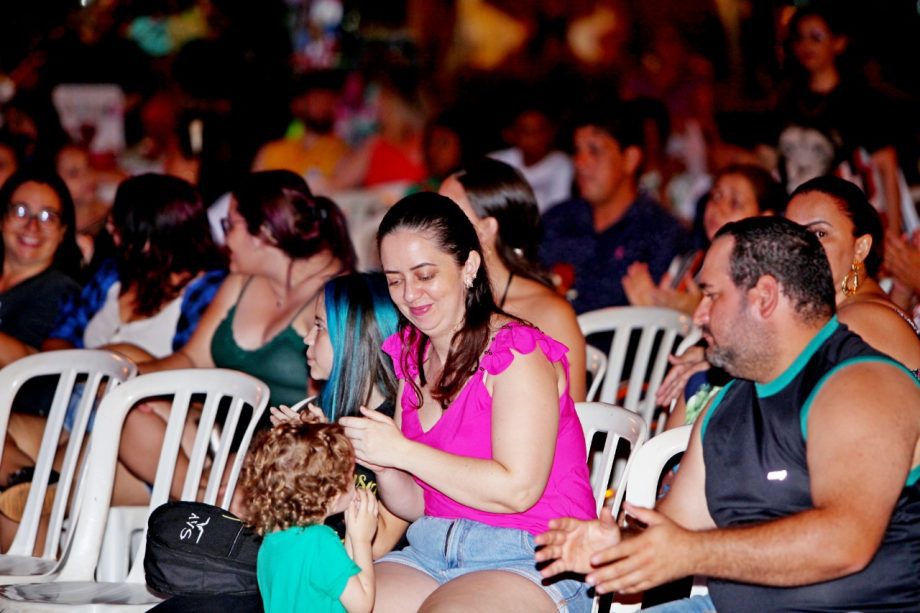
145, 501, 263, 597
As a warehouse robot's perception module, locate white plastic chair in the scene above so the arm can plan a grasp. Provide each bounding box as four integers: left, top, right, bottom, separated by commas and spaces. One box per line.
578, 306, 700, 426
0, 350, 136, 583
575, 402, 647, 517
620, 425, 707, 605
655, 331, 708, 434
585, 345, 607, 402
0, 369, 269, 611
623, 426, 691, 508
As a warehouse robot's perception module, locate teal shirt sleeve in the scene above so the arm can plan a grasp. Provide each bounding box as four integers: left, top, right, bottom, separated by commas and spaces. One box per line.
310, 525, 361, 600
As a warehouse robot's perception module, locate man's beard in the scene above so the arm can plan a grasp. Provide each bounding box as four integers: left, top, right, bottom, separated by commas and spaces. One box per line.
705, 342, 738, 373
704, 315, 775, 381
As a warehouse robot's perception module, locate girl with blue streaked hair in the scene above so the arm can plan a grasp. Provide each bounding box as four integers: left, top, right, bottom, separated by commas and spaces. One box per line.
311, 272, 399, 422
270, 271, 406, 556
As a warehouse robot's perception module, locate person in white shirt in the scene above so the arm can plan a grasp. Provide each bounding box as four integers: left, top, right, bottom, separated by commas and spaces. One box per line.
489, 106, 572, 212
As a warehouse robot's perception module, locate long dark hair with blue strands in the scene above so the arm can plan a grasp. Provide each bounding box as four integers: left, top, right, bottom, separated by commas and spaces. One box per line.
319, 272, 400, 421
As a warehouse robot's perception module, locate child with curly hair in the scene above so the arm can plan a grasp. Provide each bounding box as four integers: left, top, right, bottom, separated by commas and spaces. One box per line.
242, 421, 377, 613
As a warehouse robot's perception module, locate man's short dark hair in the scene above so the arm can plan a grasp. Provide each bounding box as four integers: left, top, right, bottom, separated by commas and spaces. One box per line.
715, 217, 836, 323
574, 101, 644, 151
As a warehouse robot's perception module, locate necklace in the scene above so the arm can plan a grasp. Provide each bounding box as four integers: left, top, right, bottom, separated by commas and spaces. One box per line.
499, 272, 514, 308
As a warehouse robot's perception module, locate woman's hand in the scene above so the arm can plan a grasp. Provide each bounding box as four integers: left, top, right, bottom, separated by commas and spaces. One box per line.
655, 346, 709, 407
340, 406, 406, 471
623, 264, 702, 315
622, 262, 656, 306
269, 403, 325, 427
650, 273, 702, 315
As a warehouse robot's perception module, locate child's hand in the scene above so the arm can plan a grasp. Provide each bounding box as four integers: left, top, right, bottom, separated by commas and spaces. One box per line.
345, 488, 378, 544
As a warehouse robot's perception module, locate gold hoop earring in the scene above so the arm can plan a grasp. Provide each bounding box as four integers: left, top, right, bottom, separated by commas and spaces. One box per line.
841, 260, 861, 297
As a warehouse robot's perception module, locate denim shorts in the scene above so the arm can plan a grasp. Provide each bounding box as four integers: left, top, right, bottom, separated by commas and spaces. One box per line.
379, 516, 591, 613
62, 382, 93, 433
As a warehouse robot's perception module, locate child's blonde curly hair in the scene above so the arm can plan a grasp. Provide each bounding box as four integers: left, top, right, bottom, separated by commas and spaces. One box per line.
241, 421, 355, 536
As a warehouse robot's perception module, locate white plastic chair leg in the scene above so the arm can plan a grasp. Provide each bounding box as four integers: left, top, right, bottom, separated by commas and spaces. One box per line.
96, 507, 148, 582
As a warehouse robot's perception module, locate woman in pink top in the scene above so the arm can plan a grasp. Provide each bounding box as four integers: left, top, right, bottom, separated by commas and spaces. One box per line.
340, 192, 595, 612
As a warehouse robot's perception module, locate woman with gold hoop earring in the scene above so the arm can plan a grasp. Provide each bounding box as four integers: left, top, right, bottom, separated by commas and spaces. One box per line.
841, 260, 861, 296
787, 176, 919, 376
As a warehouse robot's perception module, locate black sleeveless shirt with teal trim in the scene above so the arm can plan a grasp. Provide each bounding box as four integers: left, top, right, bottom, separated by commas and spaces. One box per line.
701, 317, 920, 612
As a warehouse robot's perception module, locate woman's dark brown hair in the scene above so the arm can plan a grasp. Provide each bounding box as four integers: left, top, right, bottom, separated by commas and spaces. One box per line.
377, 192, 508, 409
110, 173, 224, 317
453, 157, 552, 287
232, 170, 356, 271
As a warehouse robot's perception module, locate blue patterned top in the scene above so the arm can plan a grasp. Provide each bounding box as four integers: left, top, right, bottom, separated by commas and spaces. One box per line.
48, 259, 226, 351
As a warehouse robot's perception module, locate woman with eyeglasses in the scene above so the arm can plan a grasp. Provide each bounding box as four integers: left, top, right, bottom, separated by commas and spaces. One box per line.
0, 173, 225, 536
0, 169, 81, 367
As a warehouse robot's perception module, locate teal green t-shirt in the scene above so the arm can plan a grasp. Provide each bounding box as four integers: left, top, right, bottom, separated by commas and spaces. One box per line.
257, 524, 360, 613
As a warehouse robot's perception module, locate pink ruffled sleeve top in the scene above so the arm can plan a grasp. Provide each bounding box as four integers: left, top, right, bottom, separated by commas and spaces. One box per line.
382, 322, 596, 535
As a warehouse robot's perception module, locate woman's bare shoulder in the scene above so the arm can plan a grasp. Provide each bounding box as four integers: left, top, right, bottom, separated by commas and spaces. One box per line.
511, 278, 574, 317
504, 280, 584, 377
214, 273, 249, 300
839, 301, 920, 367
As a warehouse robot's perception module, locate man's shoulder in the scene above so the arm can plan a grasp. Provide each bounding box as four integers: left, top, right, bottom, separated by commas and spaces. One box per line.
629, 194, 682, 225
621, 194, 688, 248
539, 199, 594, 266
801, 328, 919, 436
542, 197, 591, 222
815, 356, 919, 401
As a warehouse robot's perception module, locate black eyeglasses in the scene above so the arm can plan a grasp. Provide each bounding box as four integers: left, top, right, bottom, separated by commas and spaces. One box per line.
6, 203, 62, 229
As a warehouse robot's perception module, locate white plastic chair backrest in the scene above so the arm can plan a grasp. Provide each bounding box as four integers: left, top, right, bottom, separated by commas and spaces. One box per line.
674, 326, 702, 358
55, 369, 269, 584
623, 425, 691, 509
656, 328, 704, 434
0, 350, 136, 559
575, 402, 647, 516
584, 345, 607, 402
620, 425, 708, 603
578, 307, 697, 425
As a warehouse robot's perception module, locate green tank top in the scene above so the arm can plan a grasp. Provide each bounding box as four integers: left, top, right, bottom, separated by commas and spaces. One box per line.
210, 284, 310, 408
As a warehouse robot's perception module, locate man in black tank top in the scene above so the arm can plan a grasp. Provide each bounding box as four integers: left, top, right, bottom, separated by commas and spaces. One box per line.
536, 217, 920, 611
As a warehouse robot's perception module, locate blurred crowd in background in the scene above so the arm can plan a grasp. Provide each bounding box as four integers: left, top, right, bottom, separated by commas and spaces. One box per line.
0, 0, 918, 272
